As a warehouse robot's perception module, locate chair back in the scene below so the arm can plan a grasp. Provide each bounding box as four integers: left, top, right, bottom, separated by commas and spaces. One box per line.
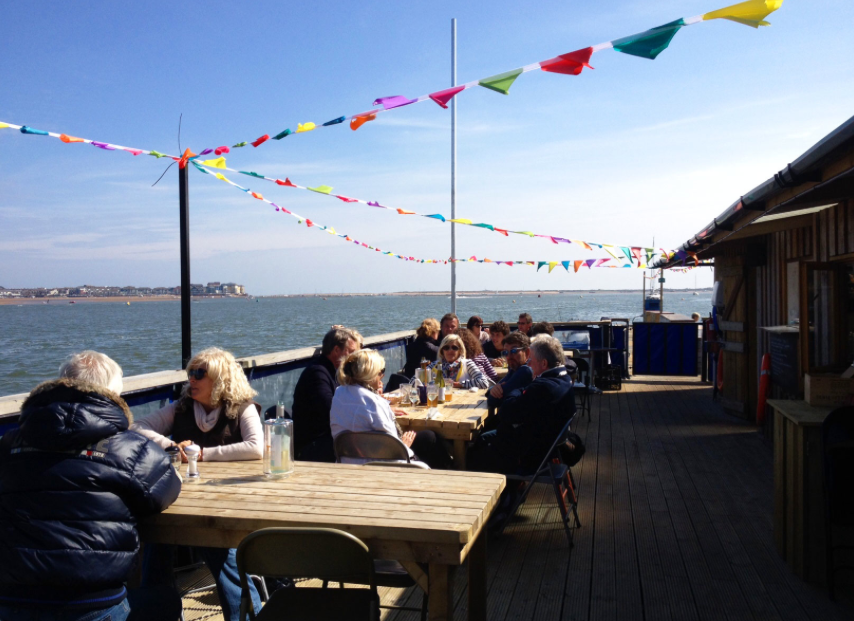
822, 407, 854, 526
573, 357, 590, 385
334, 431, 411, 463
364, 460, 429, 470
236, 528, 378, 621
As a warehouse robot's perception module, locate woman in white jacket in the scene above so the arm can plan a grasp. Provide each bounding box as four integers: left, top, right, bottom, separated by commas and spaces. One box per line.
330, 349, 451, 469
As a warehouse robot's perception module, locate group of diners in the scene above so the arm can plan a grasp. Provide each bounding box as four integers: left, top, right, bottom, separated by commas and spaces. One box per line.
0, 310, 575, 621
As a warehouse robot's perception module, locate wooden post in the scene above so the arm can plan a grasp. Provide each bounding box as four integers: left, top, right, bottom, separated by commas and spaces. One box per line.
179, 164, 191, 368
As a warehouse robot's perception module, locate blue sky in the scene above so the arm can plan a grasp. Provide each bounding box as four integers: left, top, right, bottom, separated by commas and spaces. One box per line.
1, 0, 853, 295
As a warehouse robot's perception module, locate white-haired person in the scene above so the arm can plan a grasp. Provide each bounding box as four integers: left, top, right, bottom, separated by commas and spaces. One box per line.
436, 334, 490, 389
330, 349, 452, 469
0, 351, 182, 621
132, 347, 263, 621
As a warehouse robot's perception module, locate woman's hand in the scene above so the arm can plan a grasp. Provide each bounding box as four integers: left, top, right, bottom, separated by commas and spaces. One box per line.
175, 440, 202, 463
392, 408, 408, 417
400, 431, 416, 448
453, 381, 462, 389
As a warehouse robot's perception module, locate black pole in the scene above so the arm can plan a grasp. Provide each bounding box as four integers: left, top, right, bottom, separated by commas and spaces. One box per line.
179, 163, 191, 368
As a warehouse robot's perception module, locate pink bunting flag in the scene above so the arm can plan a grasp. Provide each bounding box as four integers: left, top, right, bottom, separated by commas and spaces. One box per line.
215, 146, 230, 155
428, 86, 465, 109
124, 148, 142, 156
336, 195, 359, 203
594, 259, 610, 268
373, 96, 416, 110
540, 47, 594, 75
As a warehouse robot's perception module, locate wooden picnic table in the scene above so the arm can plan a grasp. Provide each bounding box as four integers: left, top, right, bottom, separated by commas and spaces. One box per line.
138, 461, 504, 621
396, 387, 490, 470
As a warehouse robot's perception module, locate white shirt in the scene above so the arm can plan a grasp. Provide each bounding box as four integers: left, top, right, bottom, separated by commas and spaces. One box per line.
131, 400, 263, 461
330, 384, 415, 463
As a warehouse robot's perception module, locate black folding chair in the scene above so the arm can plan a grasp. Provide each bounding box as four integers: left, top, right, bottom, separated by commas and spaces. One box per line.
822, 406, 854, 600
572, 357, 593, 418
494, 415, 580, 545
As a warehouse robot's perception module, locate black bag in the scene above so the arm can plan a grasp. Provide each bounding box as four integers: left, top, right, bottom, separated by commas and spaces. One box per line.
558, 431, 586, 467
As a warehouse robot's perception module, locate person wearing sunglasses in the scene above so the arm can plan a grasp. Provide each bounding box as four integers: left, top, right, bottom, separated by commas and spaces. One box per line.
131, 347, 264, 620
486, 331, 534, 412
436, 334, 490, 390
330, 350, 451, 469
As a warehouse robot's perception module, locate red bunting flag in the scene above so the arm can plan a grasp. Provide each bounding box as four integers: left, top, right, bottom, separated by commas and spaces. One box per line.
428, 85, 465, 109
495, 228, 509, 236
540, 47, 594, 75
305, 219, 314, 228
275, 178, 296, 187
336, 195, 359, 202
252, 134, 270, 147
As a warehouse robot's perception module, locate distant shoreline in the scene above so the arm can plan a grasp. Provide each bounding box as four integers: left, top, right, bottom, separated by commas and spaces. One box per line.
0, 289, 712, 305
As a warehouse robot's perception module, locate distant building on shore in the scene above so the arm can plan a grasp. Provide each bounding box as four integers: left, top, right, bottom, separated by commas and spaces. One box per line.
0, 282, 247, 298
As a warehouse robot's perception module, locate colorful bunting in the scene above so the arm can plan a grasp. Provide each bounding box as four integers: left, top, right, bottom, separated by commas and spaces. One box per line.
350, 112, 376, 131
540, 48, 594, 75
251, 134, 270, 147
612, 19, 685, 60
479, 69, 524, 95
322, 117, 346, 126
429, 86, 465, 109
308, 185, 333, 194
373, 96, 417, 110
296, 123, 315, 133
703, 0, 783, 28
200, 157, 227, 169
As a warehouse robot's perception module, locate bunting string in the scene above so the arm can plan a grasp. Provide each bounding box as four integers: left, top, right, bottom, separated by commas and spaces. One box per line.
187, 0, 783, 151
0, 119, 682, 263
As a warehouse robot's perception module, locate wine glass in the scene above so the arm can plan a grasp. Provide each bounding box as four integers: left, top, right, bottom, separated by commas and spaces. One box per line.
408, 385, 420, 408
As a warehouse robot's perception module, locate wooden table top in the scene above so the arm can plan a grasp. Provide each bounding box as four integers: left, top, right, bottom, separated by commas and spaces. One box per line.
395, 388, 490, 440
139, 460, 505, 566
767, 399, 833, 426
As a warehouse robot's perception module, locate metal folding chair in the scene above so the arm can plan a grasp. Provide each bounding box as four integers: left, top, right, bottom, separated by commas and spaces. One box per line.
236, 528, 379, 621
494, 415, 581, 545
334, 430, 413, 464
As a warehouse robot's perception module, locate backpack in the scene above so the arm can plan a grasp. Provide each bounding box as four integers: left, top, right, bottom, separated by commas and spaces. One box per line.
558, 431, 586, 467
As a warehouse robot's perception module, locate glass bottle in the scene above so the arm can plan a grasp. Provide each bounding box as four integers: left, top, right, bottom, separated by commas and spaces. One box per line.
264, 412, 294, 478
435, 367, 446, 403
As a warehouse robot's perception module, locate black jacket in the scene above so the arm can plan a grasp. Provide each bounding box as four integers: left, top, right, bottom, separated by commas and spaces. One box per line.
495, 366, 575, 470
291, 356, 338, 455
403, 336, 439, 378
0, 379, 182, 610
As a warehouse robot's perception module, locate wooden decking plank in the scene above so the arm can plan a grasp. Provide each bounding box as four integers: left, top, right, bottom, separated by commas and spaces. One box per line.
589, 381, 617, 621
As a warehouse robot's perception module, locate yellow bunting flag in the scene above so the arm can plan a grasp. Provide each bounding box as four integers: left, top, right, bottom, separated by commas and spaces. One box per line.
215, 173, 227, 181
296, 122, 316, 133
0, 123, 9, 129
548, 262, 559, 273
200, 157, 227, 169
449, 218, 473, 224
602, 245, 622, 259
703, 0, 783, 27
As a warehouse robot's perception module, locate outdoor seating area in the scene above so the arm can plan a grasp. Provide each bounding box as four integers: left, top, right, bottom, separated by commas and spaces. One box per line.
173, 376, 854, 620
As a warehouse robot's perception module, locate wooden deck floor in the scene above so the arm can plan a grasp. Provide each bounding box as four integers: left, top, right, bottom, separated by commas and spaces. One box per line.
184, 376, 854, 620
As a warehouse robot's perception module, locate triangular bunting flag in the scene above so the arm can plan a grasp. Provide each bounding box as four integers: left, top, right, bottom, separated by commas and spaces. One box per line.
296, 122, 316, 133
540, 47, 594, 75
621, 247, 634, 261
429, 85, 465, 109
611, 19, 685, 60
574, 261, 583, 273
373, 95, 417, 110
703, 0, 783, 28
336, 195, 359, 203
585, 259, 596, 268
322, 116, 346, 126
449, 218, 473, 225
548, 262, 559, 273
571, 239, 593, 251
495, 228, 509, 236
561, 261, 571, 272
273, 129, 292, 140
396, 209, 415, 215
59, 134, 84, 143
308, 185, 333, 194
479, 68, 523, 95
350, 112, 377, 131
276, 178, 296, 187
426, 214, 446, 222
472, 223, 495, 231
536, 261, 548, 271
251, 134, 270, 147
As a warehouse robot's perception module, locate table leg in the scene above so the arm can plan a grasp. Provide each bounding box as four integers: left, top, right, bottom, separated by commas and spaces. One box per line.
468, 529, 488, 621
428, 563, 454, 621
453, 439, 467, 471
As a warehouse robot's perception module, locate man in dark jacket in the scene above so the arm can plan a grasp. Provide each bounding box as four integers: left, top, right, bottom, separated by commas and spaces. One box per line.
291, 328, 359, 461
486, 331, 534, 412
0, 351, 182, 621
468, 336, 574, 474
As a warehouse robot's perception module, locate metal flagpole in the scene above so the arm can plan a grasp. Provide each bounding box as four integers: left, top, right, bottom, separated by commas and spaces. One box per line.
178, 164, 192, 368
451, 18, 457, 315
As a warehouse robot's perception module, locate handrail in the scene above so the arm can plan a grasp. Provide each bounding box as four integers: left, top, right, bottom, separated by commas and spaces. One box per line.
0, 330, 414, 421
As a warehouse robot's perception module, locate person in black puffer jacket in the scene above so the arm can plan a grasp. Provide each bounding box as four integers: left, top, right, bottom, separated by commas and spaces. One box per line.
0, 351, 182, 621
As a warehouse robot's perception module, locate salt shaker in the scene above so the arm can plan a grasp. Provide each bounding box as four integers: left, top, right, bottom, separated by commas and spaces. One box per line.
184, 444, 201, 482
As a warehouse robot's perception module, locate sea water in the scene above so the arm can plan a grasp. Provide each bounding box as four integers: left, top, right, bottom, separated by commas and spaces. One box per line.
0, 292, 710, 396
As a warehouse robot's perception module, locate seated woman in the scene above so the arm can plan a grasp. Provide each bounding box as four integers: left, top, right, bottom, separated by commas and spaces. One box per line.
467, 315, 491, 344
131, 347, 262, 621
436, 334, 490, 389
403, 318, 440, 378
456, 327, 498, 383
331, 349, 451, 469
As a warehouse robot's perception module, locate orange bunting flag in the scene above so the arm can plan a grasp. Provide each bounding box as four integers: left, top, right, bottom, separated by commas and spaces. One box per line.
350, 113, 377, 131
251, 192, 263, 200
177, 148, 196, 169
571, 239, 593, 251
396, 209, 415, 215
59, 134, 84, 143
574, 260, 583, 273
275, 178, 296, 187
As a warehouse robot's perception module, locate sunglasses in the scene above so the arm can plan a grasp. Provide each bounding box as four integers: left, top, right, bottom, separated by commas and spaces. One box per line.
443, 345, 460, 351
187, 368, 207, 381
378, 367, 386, 376
501, 348, 525, 356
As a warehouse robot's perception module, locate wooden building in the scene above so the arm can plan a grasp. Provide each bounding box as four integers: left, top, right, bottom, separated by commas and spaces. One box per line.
659, 114, 854, 420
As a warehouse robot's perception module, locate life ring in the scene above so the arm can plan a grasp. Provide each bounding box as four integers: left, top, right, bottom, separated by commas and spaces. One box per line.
716, 349, 724, 392
756, 353, 771, 425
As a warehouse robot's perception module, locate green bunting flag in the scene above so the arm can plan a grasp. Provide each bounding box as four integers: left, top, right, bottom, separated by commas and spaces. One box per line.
611, 19, 685, 60
479, 69, 524, 95
308, 185, 334, 195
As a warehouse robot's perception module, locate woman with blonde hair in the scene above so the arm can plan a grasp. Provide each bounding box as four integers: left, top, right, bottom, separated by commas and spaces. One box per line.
132, 347, 263, 620
437, 334, 490, 389
331, 349, 451, 469
403, 317, 441, 377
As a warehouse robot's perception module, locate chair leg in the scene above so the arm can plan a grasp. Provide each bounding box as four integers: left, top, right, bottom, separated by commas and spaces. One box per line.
567, 467, 581, 528
826, 518, 835, 601
495, 474, 540, 538
550, 473, 574, 546
420, 589, 428, 621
